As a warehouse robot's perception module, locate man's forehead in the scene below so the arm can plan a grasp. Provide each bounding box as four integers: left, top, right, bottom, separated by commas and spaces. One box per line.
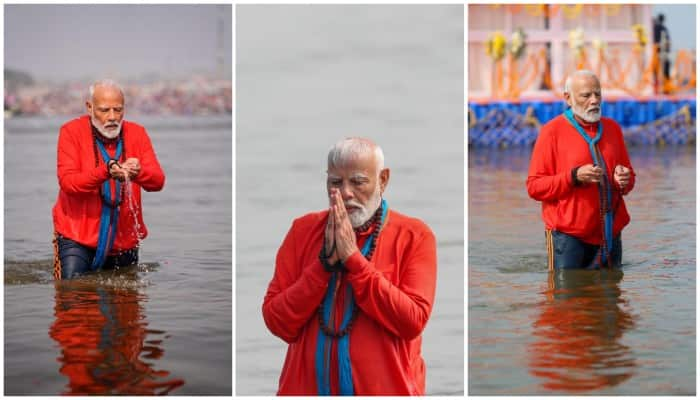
574, 76, 601, 91
93, 86, 124, 104
327, 169, 370, 179
329, 151, 376, 170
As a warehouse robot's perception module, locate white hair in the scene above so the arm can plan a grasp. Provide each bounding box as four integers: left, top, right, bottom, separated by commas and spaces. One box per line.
327, 137, 385, 171
88, 79, 124, 102
563, 69, 598, 94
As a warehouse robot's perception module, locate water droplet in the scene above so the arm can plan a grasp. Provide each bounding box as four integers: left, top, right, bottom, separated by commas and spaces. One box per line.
124, 176, 145, 249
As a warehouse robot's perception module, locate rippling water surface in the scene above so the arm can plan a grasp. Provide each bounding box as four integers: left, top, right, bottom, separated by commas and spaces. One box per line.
468, 145, 695, 395
4, 116, 232, 395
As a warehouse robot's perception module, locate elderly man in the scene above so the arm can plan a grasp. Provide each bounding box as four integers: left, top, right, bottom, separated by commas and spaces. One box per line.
527, 70, 635, 270
52, 79, 165, 279
263, 138, 437, 395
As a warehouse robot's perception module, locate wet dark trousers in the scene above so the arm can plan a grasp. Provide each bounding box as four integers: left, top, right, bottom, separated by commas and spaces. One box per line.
546, 230, 622, 270
56, 235, 138, 279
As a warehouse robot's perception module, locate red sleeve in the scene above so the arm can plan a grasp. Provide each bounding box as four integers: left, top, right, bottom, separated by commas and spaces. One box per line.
344, 226, 437, 340
615, 126, 636, 195
526, 122, 575, 201
57, 124, 110, 193
132, 129, 165, 192
262, 220, 330, 343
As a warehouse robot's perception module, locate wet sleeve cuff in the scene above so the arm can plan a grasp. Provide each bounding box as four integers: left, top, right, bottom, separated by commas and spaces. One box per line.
571, 166, 581, 186
343, 251, 367, 274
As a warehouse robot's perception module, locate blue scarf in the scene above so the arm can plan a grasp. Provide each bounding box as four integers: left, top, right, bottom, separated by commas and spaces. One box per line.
563, 108, 614, 266
91, 137, 123, 270
315, 199, 388, 395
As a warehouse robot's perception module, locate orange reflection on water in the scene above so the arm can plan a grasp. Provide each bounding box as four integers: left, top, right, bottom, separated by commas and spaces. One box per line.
528, 269, 637, 393
49, 276, 185, 395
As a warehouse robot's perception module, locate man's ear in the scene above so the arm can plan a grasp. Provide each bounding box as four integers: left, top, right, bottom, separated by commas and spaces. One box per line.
564, 92, 571, 107
379, 168, 390, 195
86, 100, 93, 115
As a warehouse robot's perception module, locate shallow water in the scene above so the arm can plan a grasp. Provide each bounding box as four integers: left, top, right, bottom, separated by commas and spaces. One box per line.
4, 115, 232, 395
468, 145, 696, 395
236, 5, 464, 395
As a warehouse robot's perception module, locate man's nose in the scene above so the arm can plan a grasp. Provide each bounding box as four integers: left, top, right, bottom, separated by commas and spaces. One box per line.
107, 109, 117, 121
339, 183, 354, 200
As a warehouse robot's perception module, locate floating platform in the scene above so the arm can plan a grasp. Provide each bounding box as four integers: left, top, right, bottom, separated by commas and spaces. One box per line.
468, 97, 696, 147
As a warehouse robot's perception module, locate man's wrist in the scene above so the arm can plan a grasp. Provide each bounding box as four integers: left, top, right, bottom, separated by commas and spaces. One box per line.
339, 246, 360, 264
107, 159, 120, 173
319, 248, 344, 273
571, 166, 581, 186
343, 251, 366, 274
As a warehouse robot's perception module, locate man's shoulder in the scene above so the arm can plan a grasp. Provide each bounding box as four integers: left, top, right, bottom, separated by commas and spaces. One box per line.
60, 115, 89, 132
386, 209, 434, 237
539, 114, 568, 137
122, 120, 148, 135
60, 116, 149, 137
542, 113, 567, 129
601, 116, 623, 131
290, 209, 329, 231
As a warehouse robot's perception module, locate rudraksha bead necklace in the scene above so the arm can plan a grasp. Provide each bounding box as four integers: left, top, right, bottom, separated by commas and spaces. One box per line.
92, 126, 125, 207
317, 202, 385, 338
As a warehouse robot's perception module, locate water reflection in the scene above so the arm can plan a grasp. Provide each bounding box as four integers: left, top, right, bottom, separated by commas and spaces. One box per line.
49, 273, 184, 395
529, 269, 637, 392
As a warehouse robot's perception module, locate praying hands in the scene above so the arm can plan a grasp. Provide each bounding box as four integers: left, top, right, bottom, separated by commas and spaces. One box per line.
324, 188, 359, 265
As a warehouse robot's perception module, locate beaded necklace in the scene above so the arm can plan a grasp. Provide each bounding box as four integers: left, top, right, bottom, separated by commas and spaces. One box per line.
92, 125, 126, 207
314, 199, 388, 395
90, 123, 127, 270
91, 125, 124, 166
564, 109, 614, 267
317, 202, 384, 337
353, 211, 376, 233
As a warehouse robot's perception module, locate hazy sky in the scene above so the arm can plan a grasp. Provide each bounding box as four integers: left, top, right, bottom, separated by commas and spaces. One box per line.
4, 4, 693, 82
5, 4, 232, 81
652, 4, 696, 52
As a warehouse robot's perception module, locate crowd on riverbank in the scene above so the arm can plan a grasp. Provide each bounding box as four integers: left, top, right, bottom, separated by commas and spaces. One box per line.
5, 76, 232, 117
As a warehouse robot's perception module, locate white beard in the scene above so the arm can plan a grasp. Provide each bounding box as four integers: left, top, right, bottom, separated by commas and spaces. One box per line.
91, 115, 122, 139
346, 185, 382, 228
571, 102, 601, 123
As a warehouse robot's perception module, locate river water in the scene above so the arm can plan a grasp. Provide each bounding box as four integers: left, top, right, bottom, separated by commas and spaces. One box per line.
4, 115, 232, 395
236, 5, 464, 395
468, 145, 695, 395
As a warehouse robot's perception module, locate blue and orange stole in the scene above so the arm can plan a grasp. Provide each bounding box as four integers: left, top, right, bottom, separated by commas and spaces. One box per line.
91, 136, 123, 270
563, 108, 614, 267
314, 199, 388, 395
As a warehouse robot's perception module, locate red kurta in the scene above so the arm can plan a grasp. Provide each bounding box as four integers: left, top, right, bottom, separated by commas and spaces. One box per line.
526, 114, 635, 244
263, 209, 437, 395
52, 115, 165, 252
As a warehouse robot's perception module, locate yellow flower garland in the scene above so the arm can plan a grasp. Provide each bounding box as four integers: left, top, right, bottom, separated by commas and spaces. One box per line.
486, 31, 507, 61
632, 24, 648, 49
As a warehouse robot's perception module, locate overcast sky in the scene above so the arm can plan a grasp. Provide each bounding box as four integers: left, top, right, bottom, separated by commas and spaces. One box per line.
5, 4, 232, 82
3, 4, 693, 82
